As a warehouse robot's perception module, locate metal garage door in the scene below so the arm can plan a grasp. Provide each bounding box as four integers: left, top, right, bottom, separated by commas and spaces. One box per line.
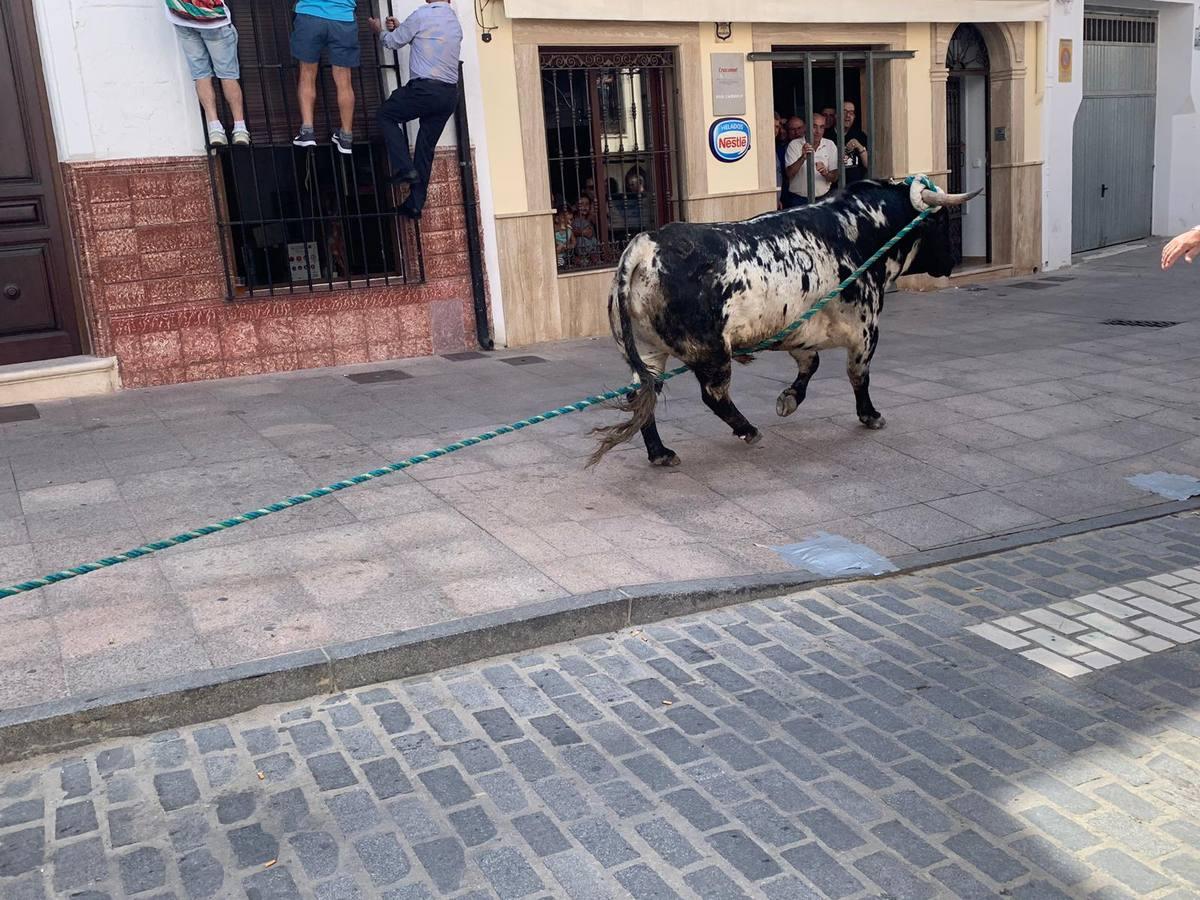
1071, 10, 1157, 253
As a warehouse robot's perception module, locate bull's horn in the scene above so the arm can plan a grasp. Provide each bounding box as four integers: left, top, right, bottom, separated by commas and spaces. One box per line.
920, 187, 983, 207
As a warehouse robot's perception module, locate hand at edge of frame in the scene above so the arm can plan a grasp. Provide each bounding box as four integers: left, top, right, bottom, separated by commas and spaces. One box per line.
1162, 227, 1200, 270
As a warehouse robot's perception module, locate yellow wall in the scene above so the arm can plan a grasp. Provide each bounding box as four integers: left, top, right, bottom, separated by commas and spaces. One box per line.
904, 23, 935, 176
475, 3, 527, 215
698, 25, 762, 198
1025, 20, 1043, 164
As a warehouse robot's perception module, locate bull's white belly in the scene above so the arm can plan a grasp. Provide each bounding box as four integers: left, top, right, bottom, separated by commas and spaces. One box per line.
722, 280, 862, 353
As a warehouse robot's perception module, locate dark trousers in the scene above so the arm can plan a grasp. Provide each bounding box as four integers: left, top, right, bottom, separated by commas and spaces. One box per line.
378, 78, 459, 212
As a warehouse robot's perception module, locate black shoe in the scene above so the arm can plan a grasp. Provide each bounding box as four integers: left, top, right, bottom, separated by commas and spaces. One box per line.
332, 130, 353, 155
388, 168, 419, 186
292, 128, 317, 148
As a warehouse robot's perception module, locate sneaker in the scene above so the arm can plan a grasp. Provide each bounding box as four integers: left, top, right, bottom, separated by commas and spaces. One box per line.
232, 125, 251, 146
208, 125, 228, 147
332, 130, 353, 155
293, 127, 316, 148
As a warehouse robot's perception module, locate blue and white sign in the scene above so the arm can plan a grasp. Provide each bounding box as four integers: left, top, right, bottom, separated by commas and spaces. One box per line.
708, 118, 751, 163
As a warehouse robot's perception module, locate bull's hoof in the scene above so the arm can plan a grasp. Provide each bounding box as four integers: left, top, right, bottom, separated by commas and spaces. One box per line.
650, 451, 681, 467
860, 415, 886, 430
776, 391, 800, 418
738, 428, 762, 446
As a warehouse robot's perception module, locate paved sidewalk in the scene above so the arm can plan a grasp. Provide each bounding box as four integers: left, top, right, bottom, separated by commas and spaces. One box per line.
3, 513, 1200, 898
2, 243, 1200, 712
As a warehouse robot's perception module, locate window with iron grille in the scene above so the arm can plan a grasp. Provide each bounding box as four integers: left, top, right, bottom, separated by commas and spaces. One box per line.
540, 48, 682, 273
206, 2, 425, 299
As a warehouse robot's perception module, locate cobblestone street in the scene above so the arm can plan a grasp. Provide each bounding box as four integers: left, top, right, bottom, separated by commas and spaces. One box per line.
4, 512, 1200, 898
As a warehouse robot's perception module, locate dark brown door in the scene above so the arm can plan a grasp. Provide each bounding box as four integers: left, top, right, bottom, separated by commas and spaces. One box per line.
0, 0, 81, 365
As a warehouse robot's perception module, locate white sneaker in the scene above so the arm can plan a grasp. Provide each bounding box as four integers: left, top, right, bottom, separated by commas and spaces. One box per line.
208, 125, 228, 147
232, 126, 251, 146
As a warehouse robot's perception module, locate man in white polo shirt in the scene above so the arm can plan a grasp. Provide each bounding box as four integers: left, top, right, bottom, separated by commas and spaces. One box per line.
784, 113, 839, 204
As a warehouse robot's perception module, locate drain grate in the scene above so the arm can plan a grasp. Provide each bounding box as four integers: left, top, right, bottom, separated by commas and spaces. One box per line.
1012, 281, 1055, 290
345, 369, 412, 384
0, 403, 39, 423
1040, 275, 1074, 283
499, 355, 547, 366
1102, 319, 1180, 328
442, 351, 487, 361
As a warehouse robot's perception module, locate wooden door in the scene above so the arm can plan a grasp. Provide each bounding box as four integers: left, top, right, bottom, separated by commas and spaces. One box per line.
0, 0, 81, 365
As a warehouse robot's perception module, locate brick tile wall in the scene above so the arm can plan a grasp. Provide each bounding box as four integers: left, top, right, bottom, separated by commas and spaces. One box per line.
63, 150, 482, 388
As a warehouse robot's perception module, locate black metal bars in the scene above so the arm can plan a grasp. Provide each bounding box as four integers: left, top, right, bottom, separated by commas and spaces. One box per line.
202, 1, 424, 299
539, 48, 682, 273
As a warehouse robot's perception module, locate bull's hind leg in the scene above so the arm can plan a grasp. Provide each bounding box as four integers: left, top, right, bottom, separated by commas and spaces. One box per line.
694, 358, 761, 445
847, 328, 885, 429
776, 349, 820, 417
635, 351, 679, 466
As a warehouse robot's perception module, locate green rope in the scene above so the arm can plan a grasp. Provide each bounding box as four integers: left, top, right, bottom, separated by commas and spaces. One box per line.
0, 187, 934, 601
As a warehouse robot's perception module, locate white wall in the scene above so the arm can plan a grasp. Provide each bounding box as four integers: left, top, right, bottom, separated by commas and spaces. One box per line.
33, 0, 200, 160
1044, 0, 1200, 269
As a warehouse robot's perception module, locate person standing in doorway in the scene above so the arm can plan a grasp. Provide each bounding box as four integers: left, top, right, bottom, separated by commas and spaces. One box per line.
370, 1, 463, 220
165, 0, 250, 146
785, 113, 838, 203
827, 101, 869, 184
290, 0, 360, 154
779, 116, 806, 208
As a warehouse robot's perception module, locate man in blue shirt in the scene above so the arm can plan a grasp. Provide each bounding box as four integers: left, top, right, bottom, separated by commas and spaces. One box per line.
370, 1, 463, 219
291, 0, 360, 154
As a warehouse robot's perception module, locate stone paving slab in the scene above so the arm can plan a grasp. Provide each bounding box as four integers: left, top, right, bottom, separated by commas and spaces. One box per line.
4, 513, 1200, 897
2, 243, 1200, 712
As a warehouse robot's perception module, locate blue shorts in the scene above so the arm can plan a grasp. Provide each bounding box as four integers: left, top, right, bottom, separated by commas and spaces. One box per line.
175, 24, 240, 81
290, 13, 361, 68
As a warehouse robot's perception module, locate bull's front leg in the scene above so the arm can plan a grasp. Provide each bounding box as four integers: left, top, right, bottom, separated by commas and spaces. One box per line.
694, 358, 761, 445
847, 327, 885, 429
776, 349, 820, 417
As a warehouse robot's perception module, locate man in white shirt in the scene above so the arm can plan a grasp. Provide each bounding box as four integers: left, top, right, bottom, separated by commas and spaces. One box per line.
784, 114, 839, 203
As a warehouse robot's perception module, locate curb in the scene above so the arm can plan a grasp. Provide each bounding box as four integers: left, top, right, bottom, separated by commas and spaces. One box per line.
2, 496, 1198, 764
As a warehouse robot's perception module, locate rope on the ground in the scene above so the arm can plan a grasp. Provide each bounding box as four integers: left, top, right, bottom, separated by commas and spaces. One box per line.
0, 184, 935, 601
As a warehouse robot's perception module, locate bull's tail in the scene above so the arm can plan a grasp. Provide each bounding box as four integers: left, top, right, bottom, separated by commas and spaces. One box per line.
587, 236, 660, 467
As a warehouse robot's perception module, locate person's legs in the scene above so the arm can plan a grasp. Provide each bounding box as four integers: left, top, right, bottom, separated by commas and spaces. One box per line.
377, 84, 420, 180
405, 82, 456, 213
331, 67, 355, 134
297, 63, 319, 130
194, 76, 219, 123
199, 23, 246, 141
219, 80, 245, 122
327, 20, 361, 139
290, 13, 325, 140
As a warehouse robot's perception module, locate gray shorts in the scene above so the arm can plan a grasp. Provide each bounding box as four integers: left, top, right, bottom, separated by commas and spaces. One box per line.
175, 23, 240, 81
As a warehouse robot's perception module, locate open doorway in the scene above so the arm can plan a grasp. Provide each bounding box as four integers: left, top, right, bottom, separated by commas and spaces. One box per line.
945, 24, 991, 266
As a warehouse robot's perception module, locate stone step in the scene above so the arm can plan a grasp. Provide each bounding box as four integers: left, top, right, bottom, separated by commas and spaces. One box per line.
0, 355, 119, 404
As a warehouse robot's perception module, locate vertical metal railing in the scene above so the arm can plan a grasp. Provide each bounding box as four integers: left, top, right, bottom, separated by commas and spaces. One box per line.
199, 0, 424, 299
539, 48, 681, 273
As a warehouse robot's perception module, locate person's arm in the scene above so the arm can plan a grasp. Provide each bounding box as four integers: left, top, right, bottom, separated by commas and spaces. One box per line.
784, 140, 808, 180
377, 10, 419, 49
816, 144, 838, 182
1162, 226, 1200, 269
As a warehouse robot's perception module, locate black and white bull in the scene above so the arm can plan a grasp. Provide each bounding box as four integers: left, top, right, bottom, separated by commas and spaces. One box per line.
589, 177, 980, 467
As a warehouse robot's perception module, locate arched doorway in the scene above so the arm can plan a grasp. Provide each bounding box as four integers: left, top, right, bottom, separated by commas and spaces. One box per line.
945, 25, 991, 266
